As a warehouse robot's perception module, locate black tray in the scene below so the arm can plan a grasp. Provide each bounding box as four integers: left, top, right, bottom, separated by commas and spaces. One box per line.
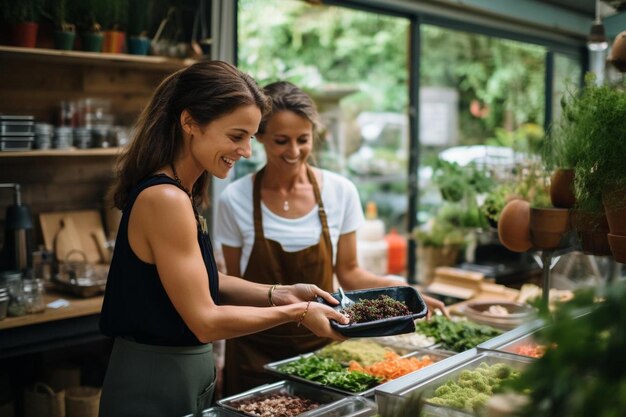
317, 286, 428, 338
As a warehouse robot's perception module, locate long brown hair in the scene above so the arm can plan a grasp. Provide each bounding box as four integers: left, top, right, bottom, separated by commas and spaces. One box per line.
111, 61, 269, 210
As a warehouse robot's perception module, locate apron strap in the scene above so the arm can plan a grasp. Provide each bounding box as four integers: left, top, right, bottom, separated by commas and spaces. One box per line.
252, 165, 333, 259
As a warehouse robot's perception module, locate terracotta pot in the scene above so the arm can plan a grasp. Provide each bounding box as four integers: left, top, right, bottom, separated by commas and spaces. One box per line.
9, 22, 39, 48
610, 30, 626, 72
571, 210, 612, 256
550, 168, 575, 209
602, 186, 626, 235
529, 207, 570, 250
608, 233, 626, 263
498, 200, 532, 253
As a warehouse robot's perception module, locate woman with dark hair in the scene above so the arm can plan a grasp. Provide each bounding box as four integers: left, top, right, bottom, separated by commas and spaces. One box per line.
99, 63, 347, 417
216, 81, 447, 395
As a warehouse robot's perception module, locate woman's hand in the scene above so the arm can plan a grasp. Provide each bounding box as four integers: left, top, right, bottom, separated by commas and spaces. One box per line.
272, 284, 340, 306
422, 294, 449, 319
298, 302, 347, 341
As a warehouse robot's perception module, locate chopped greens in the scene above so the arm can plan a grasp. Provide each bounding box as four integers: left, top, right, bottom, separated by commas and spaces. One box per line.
277, 355, 382, 393
414, 316, 501, 352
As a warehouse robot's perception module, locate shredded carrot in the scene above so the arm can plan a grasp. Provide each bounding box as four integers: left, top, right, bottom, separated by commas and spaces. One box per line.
514, 343, 547, 358
348, 351, 435, 382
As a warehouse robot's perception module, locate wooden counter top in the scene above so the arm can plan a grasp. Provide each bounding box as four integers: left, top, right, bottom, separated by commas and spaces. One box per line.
0, 291, 103, 331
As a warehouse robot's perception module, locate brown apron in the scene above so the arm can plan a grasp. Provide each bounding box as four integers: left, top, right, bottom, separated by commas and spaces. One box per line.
224, 166, 334, 396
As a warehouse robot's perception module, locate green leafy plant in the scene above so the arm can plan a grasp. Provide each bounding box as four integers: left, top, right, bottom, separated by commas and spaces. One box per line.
414, 204, 469, 248
508, 281, 626, 417
432, 160, 493, 203
480, 183, 516, 225
559, 73, 626, 212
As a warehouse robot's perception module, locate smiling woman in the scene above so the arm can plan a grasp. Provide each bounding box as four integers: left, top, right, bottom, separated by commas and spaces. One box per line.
98, 62, 350, 417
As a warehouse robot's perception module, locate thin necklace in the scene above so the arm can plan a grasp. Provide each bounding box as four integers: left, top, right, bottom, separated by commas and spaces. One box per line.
170, 164, 208, 234
170, 163, 192, 200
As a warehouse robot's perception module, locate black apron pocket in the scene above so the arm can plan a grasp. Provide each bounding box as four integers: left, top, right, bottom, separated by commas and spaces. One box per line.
194, 369, 217, 417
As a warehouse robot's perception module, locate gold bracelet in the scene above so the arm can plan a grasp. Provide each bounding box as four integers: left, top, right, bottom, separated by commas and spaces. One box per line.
268, 284, 280, 307
297, 301, 312, 327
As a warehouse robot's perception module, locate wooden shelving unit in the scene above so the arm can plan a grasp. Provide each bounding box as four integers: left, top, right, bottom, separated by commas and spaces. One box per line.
0, 45, 196, 71
0, 147, 123, 158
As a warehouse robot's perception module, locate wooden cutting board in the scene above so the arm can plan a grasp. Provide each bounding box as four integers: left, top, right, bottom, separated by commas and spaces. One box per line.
40, 210, 106, 264
54, 217, 84, 263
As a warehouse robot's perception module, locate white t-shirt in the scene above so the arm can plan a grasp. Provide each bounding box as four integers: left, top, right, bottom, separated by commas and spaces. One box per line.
215, 169, 364, 274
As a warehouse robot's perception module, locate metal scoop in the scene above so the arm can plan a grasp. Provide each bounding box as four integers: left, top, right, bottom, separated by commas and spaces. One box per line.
338, 287, 355, 309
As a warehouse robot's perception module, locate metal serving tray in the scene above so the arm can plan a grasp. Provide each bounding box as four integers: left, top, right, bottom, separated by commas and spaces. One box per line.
375, 351, 533, 417
476, 318, 544, 351
303, 396, 378, 417
217, 380, 346, 417
264, 349, 451, 398
181, 406, 242, 417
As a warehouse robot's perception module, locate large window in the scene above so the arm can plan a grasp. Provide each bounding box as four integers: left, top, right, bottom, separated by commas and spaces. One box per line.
237, 0, 583, 238
238, 0, 410, 230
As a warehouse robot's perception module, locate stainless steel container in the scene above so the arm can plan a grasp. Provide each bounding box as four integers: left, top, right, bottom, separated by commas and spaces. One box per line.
217, 380, 346, 417
265, 349, 451, 397
303, 396, 377, 417
181, 406, 242, 417
375, 350, 533, 417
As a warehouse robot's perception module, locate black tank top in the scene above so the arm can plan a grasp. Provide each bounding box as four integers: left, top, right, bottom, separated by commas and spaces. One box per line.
100, 175, 219, 346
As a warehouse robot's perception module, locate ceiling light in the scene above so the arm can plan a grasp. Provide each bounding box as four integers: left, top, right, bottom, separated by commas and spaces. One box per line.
588, 0, 609, 51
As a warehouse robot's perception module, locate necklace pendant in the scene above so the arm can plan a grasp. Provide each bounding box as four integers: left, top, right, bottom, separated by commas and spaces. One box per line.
283, 200, 289, 211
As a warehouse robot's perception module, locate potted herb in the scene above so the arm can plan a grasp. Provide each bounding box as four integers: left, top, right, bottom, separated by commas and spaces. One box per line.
100, 0, 127, 53
41, 0, 76, 50
567, 74, 626, 262
73, 0, 104, 52
127, 0, 152, 55
0, 0, 43, 48
414, 204, 467, 285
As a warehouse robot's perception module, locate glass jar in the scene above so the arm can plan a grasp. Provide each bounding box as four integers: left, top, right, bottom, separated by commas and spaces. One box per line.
22, 279, 46, 314
0, 272, 27, 317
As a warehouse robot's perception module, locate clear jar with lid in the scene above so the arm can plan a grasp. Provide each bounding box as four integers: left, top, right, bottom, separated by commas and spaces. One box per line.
22, 279, 46, 314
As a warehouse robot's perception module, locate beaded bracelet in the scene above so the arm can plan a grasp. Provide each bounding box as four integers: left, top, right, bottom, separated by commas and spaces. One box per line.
268, 284, 280, 307
297, 301, 312, 327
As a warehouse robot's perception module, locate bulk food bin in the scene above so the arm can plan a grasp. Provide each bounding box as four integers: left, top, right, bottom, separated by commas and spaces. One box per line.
265, 349, 451, 397
375, 350, 533, 417
217, 380, 346, 417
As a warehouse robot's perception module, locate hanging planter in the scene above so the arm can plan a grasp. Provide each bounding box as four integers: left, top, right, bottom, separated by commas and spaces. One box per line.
550, 168, 575, 209
571, 209, 612, 256
529, 207, 570, 250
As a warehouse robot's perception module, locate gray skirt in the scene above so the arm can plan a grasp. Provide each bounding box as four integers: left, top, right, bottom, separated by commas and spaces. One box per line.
99, 337, 216, 417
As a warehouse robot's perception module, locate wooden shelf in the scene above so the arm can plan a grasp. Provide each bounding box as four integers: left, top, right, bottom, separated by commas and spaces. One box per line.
0, 147, 123, 158
0, 45, 196, 71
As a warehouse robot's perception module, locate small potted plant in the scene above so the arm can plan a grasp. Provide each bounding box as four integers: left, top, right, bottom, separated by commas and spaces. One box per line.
99, 0, 127, 53
72, 0, 104, 52
41, 0, 76, 50
127, 0, 152, 55
414, 204, 468, 285
0, 0, 43, 48
569, 74, 626, 262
